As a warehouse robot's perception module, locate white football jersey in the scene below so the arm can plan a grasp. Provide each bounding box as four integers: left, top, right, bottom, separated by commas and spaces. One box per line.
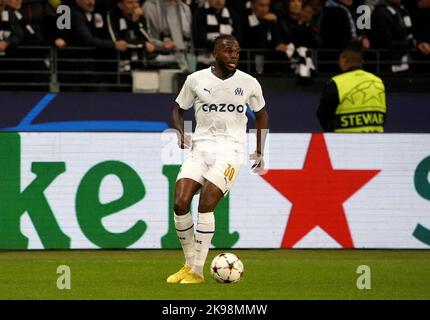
175, 67, 265, 151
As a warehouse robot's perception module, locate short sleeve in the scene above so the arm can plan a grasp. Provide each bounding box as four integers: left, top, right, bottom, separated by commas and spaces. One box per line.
248, 79, 265, 112
175, 75, 196, 110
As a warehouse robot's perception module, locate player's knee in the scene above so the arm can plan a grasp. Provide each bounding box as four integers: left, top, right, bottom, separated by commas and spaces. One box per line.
174, 198, 191, 215
198, 202, 216, 213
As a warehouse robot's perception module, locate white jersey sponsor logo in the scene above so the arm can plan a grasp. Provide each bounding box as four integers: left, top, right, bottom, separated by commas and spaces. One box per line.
175, 67, 265, 150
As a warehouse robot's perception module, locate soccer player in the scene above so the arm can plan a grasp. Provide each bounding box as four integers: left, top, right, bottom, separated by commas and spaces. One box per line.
167, 34, 269, 284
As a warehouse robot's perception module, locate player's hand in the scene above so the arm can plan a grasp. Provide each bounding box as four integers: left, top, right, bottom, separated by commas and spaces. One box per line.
178, 134, 192, 149
250, 152, 266, 175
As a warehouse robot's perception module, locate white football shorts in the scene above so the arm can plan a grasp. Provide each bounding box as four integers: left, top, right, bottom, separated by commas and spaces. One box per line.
176, 143, 244, 195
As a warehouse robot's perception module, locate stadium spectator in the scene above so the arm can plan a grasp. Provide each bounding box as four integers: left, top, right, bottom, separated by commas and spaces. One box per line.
107, 0, 156, 71
405, 0, 430, 73
43, 0, 67, 48
0, 0, 24, 55
2, 0, 65, 50
242, 0, 281, 49
409, 0, 430, 56
192, 0, 243, 66
5, 0, 46, 44
64, 0, 127, 50
277, 0, 323, 48
225, 0, 249, 15
275, 0, 322, 80
142, 0, 192, 70
270, 0, 285, 14
302, 0, 324, 27
185, 0, 203, 13
317, 45, 387, 132
369, 0, 416, 72
242, 0, 283, 74
3, 0, 63, 83
364, 0, 382, 12
320, 0, 370, 50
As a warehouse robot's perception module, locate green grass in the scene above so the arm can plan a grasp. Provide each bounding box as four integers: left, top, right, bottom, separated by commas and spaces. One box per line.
0, 250, 429, 300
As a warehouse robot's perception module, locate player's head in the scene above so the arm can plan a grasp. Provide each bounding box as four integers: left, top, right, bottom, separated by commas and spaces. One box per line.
213, 35, 240, 73
339, 44, 363, 72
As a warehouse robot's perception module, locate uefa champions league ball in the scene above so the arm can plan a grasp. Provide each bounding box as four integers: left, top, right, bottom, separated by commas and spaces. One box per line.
210, 253, 244, 283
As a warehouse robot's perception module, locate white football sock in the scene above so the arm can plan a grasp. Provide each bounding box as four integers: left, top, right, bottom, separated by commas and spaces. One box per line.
174, 212, 195, 268
192, 212, 215, 277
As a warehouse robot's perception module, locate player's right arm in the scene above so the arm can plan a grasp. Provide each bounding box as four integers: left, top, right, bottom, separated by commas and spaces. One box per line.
171, 104, 191, 149
173, 75, 196, 149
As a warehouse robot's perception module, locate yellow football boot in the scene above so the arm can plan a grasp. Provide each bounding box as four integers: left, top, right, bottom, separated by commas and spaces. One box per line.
179, 271, 204, 284
166, 265, 191, 284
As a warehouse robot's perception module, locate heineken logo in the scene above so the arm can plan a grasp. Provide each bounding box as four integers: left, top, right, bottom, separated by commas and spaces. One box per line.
0, 133, 429, 250
0, 133, 238, 249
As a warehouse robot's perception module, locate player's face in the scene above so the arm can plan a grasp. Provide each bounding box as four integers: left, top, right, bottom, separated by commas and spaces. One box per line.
214, 40, 240, 73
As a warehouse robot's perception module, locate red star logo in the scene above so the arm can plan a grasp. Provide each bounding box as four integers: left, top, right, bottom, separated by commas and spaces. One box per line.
261, 134, 380, 248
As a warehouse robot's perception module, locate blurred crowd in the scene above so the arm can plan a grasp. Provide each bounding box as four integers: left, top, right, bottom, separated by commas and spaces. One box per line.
0, 0, 429, 75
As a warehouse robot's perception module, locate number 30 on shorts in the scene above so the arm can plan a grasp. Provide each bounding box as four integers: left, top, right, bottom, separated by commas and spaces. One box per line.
224, 164, 236, 182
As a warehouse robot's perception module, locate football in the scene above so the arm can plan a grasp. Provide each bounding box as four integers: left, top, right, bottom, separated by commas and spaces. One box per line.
210, 253, 244, 283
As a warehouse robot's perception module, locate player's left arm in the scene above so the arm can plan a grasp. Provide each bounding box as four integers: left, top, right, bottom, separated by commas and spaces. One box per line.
252, 107, 269, 173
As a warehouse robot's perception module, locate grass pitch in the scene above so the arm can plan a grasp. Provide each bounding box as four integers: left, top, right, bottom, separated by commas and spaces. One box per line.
0, 249, 429, 300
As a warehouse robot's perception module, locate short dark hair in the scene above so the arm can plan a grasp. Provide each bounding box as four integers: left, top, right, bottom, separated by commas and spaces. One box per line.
340, 42, 363, 68
213, 34, 239, 51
